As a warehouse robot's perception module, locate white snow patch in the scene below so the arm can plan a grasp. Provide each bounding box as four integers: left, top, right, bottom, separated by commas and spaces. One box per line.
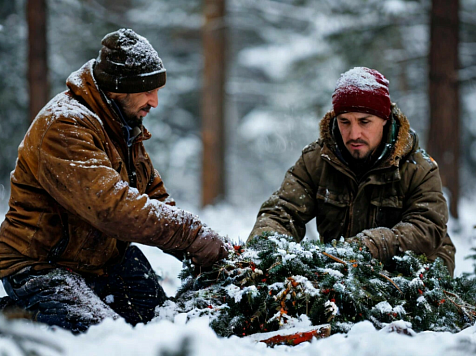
2, 198, 476, 355
225, 285, 259, 303
334, 67, 389, 93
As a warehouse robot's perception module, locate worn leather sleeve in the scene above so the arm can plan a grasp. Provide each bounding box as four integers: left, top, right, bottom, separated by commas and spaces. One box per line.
37, 118, 224, 265
358, 152, 455, 275
248, 145, 318, 243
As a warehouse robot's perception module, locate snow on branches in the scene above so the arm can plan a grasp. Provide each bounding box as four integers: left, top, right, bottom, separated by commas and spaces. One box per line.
167, 233, 476, 338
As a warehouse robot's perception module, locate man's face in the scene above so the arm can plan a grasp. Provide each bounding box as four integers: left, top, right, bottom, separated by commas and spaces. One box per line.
336, 112, 387, 160
109, 86, 163, 127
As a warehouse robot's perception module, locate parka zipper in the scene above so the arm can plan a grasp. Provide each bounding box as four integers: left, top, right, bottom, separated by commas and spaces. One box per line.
345, 192, 354, 239
321, 152, 395, 238
127, 144, 137, 188
110, 99, 139, 188
321, 153, 357, 239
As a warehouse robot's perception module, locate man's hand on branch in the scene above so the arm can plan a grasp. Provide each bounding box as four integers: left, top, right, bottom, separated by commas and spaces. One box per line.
188, 226, 230, 268
347, 233, 378, 258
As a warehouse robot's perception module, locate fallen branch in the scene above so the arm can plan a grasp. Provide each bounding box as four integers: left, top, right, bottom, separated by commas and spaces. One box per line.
322, 251, 403, 295
321, 252, 347, 265
378, 273, 403, 295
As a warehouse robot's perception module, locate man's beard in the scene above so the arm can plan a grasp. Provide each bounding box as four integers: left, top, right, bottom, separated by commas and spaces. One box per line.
123, 105, 152, 127
346, 139, 372, 161
115, 97, 151, 127
350, 150, 371, 160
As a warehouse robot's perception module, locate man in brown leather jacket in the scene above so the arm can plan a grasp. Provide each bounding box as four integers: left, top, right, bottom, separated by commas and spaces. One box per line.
249, 67, 456, 276
0, 29, 228, 332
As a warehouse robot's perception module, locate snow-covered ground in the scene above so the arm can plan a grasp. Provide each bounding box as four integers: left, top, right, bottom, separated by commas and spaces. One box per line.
1, 199, 476, 355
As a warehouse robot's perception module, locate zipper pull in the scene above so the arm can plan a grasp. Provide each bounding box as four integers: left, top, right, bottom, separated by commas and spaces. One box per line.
129, 170, 137, 188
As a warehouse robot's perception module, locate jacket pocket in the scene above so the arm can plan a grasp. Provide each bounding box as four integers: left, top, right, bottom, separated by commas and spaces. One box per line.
315, 187, 350, 242
47, 213, 70, 263
316, 187, 350, 207
370, 193, 403, 228
64, 217, 117, 269
77, 229, 117, 268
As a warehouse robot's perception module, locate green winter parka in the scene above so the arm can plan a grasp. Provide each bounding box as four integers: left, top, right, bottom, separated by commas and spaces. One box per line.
249, 105, 456, 275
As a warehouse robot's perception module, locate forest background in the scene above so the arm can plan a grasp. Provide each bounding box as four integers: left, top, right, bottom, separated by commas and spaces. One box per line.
3, 2, 476, 354
0, 0, 475, 235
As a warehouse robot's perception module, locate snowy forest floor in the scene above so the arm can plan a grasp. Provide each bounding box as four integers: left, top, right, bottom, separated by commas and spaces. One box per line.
1, 198, 476, 355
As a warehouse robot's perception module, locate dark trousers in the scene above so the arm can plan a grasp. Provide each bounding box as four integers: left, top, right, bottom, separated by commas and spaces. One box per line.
2, 246, 167, 333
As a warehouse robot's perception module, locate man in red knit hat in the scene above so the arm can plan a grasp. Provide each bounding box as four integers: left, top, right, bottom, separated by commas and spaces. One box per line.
248, 67, 456, 275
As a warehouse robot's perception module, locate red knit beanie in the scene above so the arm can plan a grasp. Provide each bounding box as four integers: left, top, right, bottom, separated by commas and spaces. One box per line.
332, 67, 391, 120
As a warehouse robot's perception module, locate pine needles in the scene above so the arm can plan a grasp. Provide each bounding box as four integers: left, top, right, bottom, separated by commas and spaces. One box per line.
174, 233, 476, 337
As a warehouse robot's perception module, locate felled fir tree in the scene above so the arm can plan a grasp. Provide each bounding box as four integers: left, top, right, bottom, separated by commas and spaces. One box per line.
173, 233, 476, 337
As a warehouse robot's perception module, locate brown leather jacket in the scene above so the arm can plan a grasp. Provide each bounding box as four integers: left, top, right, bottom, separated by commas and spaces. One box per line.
0, 60, 226, 278
249, 105, 456, 275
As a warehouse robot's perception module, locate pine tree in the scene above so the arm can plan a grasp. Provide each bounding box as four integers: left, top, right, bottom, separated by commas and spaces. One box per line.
173, 233, 476, 337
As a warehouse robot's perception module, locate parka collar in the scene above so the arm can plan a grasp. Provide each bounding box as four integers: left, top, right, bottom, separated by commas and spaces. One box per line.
319, 103, 414, 171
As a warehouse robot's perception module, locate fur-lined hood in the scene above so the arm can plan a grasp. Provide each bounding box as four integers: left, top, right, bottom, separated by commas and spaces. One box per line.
319, 103, 414, 167
250, 103, 454, 276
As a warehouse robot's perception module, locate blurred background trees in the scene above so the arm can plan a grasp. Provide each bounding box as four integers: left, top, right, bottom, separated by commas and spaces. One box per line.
428, 0, 460, 218
1, 0, 474, 219
27, 0, 48, 123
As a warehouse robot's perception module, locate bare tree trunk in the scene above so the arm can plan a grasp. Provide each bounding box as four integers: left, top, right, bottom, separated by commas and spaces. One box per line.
27, 0, 49, 123
104, 0, 131, 13
427, 0, 460, 218
202, 0, 227, 207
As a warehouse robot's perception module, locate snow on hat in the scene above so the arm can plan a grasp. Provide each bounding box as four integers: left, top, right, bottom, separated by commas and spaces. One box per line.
332, 67, 391, 120
93, 28, 166, 93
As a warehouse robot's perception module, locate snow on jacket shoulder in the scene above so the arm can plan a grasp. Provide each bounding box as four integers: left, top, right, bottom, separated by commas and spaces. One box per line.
0, 60, 224, 278
249, 105, 455, 275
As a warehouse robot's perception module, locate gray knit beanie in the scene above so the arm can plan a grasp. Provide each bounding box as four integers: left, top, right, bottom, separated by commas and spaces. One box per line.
93, 28, 166, 93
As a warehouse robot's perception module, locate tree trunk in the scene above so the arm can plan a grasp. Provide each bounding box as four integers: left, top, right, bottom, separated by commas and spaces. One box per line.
427, 0, 460, 218
201, 0, 227, 207
104, 0, 131, 13
27, 0, 49, 123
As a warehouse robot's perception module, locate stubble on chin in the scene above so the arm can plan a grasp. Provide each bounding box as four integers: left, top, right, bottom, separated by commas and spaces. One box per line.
126, 105, 151, 127
126, 115, 143, 128
114, 97, 145, 128
121, 106, 144, 127
349, 148, 373, 161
